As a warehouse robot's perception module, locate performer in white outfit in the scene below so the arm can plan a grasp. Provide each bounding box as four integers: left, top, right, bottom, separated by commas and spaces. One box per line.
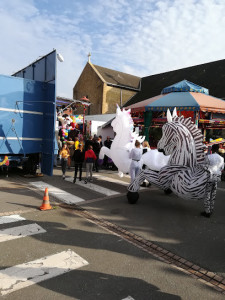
129, 140, 142, 182
208, 144, 224, 177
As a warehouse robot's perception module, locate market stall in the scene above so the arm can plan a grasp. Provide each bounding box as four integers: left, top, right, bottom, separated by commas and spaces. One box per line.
56, 96, 91, 141
126, 80, 225, 150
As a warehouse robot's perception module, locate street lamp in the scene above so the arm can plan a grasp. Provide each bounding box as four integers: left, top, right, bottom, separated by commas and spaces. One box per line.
80, 96, 90, 136
57, 53, 64, 62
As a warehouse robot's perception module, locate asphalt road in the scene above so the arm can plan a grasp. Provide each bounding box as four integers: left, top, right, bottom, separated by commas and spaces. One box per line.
0, 166, 225, 299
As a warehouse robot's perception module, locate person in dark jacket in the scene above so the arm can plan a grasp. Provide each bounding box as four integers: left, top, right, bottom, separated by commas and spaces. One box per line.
85, 136, 93, 151
103, 136, 112, 168
99, 135, 103, 147
73, 144, 84, 183
93, 137, 102, 172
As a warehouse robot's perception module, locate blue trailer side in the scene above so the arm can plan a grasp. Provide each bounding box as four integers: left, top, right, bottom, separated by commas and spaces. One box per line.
0, 50, 57, 176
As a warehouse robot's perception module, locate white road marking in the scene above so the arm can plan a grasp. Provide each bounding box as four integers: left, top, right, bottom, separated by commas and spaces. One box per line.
66, 177, 120, 196
0, 215, 26, 225
0, 250, 89, 295
93, 174, 129, 186
93, 174, 147, 190
218, 187, 225, 191
122, 296, 135, 300
0, 223, 46, 243
30, 181, 84, 204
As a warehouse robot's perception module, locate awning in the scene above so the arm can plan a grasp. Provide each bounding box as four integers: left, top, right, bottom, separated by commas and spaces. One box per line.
125, 80, 225, 114
145, 92, 225, 114
125, 95, 163, 112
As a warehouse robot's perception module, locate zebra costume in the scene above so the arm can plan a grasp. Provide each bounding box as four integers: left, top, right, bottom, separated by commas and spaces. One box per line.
127, 108, 219, 217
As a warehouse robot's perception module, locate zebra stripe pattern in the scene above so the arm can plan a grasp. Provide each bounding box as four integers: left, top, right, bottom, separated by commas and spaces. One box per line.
127, 109, 218, 215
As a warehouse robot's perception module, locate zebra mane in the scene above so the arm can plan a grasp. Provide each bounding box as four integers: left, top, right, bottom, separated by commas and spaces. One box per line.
172, 115, 206, 165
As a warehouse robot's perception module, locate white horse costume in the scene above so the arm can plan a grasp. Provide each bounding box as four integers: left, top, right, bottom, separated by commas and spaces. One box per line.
99, 106, 144, 176
99, 105, 170, 176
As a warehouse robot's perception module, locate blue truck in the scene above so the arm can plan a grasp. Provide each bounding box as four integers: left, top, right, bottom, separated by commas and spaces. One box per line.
0, 50, 58, 176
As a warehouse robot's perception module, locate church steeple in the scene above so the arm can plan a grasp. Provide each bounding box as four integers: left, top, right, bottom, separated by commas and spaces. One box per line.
88, 52, 91, 63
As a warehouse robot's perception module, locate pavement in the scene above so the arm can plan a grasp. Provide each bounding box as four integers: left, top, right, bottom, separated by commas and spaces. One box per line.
0, 166, 225, 299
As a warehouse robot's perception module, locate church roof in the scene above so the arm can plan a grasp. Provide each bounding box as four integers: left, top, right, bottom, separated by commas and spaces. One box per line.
93, 64, 141, 90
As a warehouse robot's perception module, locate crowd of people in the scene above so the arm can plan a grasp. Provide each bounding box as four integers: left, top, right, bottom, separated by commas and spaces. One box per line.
57, 134, 153, 185
57, 135, 225, 187
57, 135, 114, 183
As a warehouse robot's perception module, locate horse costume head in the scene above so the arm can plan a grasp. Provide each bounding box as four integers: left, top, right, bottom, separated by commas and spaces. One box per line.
158, 108, 206, 167
111, 105, 133, 137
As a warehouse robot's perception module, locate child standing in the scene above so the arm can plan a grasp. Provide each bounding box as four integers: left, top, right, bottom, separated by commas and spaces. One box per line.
84, 145, 97, 183
59, 143, 70, 179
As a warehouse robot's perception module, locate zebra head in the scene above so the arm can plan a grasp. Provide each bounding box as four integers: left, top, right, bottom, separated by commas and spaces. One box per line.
158, 121, 178, 156
158, 108, 198, 167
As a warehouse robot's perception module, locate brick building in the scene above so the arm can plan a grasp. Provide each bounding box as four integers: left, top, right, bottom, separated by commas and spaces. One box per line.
73, 59, 140, 115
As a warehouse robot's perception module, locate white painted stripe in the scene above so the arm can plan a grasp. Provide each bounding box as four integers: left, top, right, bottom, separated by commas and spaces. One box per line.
93, 174, 129, 186
66, 177, 120, 196
0, 250, 89, 296
0, 137, 42, 141
218, 187, 225, 191
0, 215, 25, 225
30, 181, 84, 204
0, 107, 43, 115
93, 174, 146, 190
0, 223, 46, 243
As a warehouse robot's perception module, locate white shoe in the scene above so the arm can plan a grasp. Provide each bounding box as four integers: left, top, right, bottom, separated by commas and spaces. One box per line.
63, 175, 65, 179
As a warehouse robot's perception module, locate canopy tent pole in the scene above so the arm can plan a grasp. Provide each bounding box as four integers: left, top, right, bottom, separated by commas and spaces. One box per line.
195, 111, 199, 127
144, 111, 152, 142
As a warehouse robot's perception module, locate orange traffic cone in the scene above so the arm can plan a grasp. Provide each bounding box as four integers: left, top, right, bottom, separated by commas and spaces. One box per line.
40, 188, 52, 210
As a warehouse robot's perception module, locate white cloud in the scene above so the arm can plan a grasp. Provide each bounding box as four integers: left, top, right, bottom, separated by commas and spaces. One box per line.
83, 0, 225, 77
0, 0, 225, 98
0, 0, 87, 98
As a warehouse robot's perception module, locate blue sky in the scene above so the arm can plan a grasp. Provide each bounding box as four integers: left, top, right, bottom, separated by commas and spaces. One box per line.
1, 0, 225, 99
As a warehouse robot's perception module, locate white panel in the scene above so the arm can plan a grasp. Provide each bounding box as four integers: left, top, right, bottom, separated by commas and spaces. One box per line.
30, 181, 84, 204
66, 177, 119, 196
0, 215, 25, 225
0, 224, 46, 243
0, 250, 89, 295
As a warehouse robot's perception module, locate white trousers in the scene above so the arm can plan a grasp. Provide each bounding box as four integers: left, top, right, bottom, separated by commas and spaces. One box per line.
130, 161, 141, 182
